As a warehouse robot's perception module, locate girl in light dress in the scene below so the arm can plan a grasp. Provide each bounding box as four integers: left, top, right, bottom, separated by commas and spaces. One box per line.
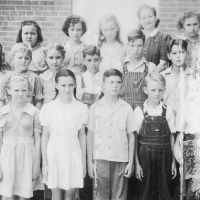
97, 14, 124, 78
40, 43, 65, 104
0, 74, 42, 200
40, 69, 88, 200
14, 20, 47, 75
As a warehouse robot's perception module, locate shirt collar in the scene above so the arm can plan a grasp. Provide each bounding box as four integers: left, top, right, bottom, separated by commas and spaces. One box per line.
143, 100, 163, 112
1, 103, 35, 116
40, 70, 55, 81
98, 97, 127, 107
144, 28, 159, 38
125, 57, 147, 71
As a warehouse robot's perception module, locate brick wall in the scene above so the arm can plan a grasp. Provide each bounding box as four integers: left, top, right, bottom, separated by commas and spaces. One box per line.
0, 0, 72, 52
158, 0, 200, 37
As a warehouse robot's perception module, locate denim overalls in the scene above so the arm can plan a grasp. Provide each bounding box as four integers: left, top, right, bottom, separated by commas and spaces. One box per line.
138, 105, 173, 200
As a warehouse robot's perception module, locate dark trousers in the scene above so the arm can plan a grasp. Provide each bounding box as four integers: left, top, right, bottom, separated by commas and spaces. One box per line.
138, 144, 173, 200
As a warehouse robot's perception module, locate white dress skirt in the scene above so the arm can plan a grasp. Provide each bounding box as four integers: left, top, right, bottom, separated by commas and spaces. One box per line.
39, 99, 88, 190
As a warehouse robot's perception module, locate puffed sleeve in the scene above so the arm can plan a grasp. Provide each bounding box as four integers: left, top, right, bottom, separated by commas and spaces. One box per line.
39, 104, 50, 127
79, 103, 88, 129
160, 33, 171, 62
33, 109, 42, 134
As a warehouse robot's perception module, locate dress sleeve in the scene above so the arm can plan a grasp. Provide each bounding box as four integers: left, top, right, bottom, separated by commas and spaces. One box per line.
39, 104, 50, 127
160, 33, 172, 62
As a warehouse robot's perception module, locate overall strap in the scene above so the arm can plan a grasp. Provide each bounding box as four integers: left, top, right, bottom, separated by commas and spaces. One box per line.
81, 75, 85, 89
140, 104, 148, 118
162, 104, 167, 117
123, 61, 129, 75
143, 61, 149, 75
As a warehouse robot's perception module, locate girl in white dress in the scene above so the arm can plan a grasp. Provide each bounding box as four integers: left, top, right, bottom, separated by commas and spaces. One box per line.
0, 74, 42, 199
40, 69, 88, 200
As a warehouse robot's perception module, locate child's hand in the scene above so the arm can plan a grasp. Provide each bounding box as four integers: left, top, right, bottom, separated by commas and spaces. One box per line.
171, 160, 177, 179
33, 164, 40, 181
135, 162, 143, 181
75, 189, 80, 200
42, 165, 48, 182
88, 161, 96, 179
124, 162, 133, 178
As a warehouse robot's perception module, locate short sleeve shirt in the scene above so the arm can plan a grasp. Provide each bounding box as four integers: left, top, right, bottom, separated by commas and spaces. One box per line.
88, 97, 135, 162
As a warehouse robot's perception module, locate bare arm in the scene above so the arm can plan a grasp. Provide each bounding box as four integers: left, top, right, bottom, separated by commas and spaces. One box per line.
42, 126, 50, 167
87, 128, 94, 178
171, 133, 177, 178
124, 132, 135, 178
78, 125, 86, 178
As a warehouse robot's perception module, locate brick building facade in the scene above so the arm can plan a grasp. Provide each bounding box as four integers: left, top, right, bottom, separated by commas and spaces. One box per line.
0, 0, 199, 52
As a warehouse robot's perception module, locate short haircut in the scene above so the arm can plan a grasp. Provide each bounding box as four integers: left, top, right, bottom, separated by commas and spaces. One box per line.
145, 72, 166, 88
127, 29, 145, 43
103, 68, 123, 82
62, 15, 87, 36
177, 9, 200, 30
10, 43, 32, 60
168, 39, 188, 53
16, 20, 43, 44
82, 45, 100, 58
44, 43, 66, 59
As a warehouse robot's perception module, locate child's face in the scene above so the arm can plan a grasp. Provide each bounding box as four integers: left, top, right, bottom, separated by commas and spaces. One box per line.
22, 25, 38, 48
183, 16, 200, 38
101, 20, 118, 42
144, 80, 165, 105
68, 22, 83, 42
9, 81, 29, 103
127, 38, 144, 60
103, 76, 122, 97
139, 8, 157, 31
84, 54, 100, 74
12, 51, 31, 72
168, 45, 186, 67
46, 49, 63, 71
56, 76, 76, 97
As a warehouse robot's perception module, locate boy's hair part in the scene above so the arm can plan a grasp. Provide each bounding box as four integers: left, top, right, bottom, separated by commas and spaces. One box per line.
168, 38, 188, 53
16, 20, 43, 44
145, 72, 166, 88
127, 29, 145, 43
62, 15, 87, 36
137, 4, 160, 29
44, 43, 66, 59
177, 9, 200, 30
83, 45, 101, 58
103, 68, 123, 82
10, 43, 32, 60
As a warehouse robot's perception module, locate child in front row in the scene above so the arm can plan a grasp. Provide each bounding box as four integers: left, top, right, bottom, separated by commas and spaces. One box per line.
87, 69, 135, 200
121, 29, 156, 110
76, 45, 102, 106
40, 69, 87, 200
0, 74, 42, 200
0, 43, 43, 109
134, 72, 177, 200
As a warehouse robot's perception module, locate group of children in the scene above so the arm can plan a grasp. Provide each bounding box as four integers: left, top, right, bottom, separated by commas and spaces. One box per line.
0, 3, 200, 200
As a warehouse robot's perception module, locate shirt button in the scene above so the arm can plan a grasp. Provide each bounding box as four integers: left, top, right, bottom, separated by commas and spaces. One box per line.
109, 135, 112, 138
108, 147, 111, 150
110, 123, 112, 127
